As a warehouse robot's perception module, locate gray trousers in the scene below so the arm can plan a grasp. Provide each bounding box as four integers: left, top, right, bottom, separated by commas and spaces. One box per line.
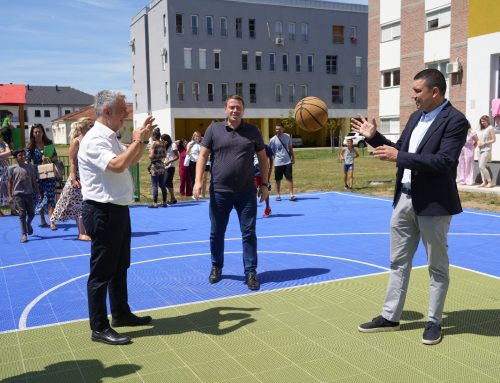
382, 193, 451, 325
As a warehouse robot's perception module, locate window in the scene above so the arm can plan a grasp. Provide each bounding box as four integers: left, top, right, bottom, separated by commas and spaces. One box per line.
249, 19, 256, 38
269, 53, 276, 71
301, 22, 308, 41
426, 7, 451, 31
235, 82, 243, 96
221, 83, 228, 101
332, 25, 344, 44
381, 22, 400, 42
300, 84, 307, 99
350, 26, 357, 40
214, 50, 221, 70
275, 21, 283, 36
176, 13, 183, 34
184, 48, 192, 69
282, 53, 288, 71
288, 22, 296, 40
355, 56, 362, 75
191, 15, 198, 35
192, 82, 200, 101
165, 82, 169, 103
249, 83, 256, 103
236, 17, 242, 38
177, 82, 185, 101
163, 14, 167, 36
255, 52, 262, 70
275, 84, 282, 102
427, 60, 449, 80
326, 55, 338, 74
242, 51, 248, 70
44, 110, 50, 117
161, 50, 168, 71
380, 118, 400, 134
381, 69, 400, 88
64, 109, 71, 115
288, 84, 295, 103
35, 110, 41, 117
331, 85, 343, 104
206, 16, 214, 35
295, 54, 301, 72
349, 86, 356, 103
207, 83, 214, 102
307, 54, 314, 72
220, 17, 228, 37
199, 49, 206, 69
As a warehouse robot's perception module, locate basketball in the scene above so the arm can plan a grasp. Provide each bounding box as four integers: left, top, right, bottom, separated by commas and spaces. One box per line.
294, 97, 328, 132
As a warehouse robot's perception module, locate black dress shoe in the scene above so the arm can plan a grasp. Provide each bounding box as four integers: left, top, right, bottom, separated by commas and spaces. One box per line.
91, 327, 131, 345
111, 313, 152, 327
208, 266, 222, 284
245, 272, 260, 291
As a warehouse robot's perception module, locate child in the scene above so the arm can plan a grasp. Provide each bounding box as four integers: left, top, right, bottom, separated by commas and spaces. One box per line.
254, 144, 274, 217
8, 149, 41, 243
340, 138, 359, 190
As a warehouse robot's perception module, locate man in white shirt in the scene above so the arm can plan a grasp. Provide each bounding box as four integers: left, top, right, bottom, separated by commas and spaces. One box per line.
79, 90, 155, 345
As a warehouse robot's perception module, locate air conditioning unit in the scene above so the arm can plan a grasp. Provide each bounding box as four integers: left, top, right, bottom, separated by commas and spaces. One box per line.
274, 37, 285, 46
446, 62, 462, 74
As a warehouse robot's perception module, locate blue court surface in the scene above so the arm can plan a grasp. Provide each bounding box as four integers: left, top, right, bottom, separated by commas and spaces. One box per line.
1, 191, 499, 333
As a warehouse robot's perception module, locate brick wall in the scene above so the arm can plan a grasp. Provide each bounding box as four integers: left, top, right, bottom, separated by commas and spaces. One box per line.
449, 0, 468, 114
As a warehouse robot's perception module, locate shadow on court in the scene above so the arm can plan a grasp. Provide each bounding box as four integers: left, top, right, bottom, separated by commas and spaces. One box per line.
259, 213, 304, 219
126, 306, 259, 339
131, 228, 188, 238
2, 359, 141, 383
222, 267, 330, 284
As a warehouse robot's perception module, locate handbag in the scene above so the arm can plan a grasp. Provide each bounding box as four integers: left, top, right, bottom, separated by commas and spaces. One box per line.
37, 161, 57, 180
183, 153, 191, 167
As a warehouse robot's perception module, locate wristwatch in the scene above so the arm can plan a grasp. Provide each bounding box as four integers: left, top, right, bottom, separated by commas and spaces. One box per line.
260, 183, 268, 187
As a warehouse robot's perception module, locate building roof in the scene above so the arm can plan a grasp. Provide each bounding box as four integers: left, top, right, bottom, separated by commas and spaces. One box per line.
52, 103, 134, 123
0, 84, 26, 104
26, 85, 94, 106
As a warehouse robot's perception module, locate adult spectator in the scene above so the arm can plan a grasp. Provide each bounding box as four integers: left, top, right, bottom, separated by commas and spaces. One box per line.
269, 122, 296, 201
456, 123, 477, 186
187, 131, 201, 191
26, 124, 58, 230
148, 129, 167, 208
0, 133, 14, 216
51, 117, 93, 240
161, 134, 179, 204
193, 95, 269, 290
177, 139, 192, 197
79, 90, 154, 345
476, 115, 496, 188
352, 69, 468, 345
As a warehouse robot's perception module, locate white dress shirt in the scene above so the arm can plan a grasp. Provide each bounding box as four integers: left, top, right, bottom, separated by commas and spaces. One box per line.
401, 101, 448, 186
78, 121, 134, 205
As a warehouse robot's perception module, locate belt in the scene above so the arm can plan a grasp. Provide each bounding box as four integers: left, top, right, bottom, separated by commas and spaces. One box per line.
401, 186, 411, 196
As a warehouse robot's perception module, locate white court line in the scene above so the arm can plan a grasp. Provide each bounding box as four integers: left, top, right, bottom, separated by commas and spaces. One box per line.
17, 250, 389, 330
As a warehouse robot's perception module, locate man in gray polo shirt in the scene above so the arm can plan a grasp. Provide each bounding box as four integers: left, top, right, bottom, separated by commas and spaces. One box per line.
193, 95, 269, 290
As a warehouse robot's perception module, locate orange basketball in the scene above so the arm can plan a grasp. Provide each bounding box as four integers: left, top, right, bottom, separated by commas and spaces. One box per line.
294, 97, 328, 132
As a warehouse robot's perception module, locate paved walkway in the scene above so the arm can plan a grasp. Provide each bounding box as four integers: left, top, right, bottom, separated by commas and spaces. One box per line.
457, 183, 500, 196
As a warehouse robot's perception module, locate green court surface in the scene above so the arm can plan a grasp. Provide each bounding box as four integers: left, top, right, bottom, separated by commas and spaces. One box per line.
1, 267, 499, 383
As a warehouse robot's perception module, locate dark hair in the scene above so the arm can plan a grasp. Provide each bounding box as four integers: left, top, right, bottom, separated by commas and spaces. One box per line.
12, 148, 25, 157
28, 123, 52, 153
224, 94, 245, 108
414, 68, 447, 95
161, 133, 173, 150
152, 128, 161, 141
276, 122, 284, 128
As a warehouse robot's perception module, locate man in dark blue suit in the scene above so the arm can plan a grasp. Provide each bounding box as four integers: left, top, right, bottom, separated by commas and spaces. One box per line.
352, 69, 468, 345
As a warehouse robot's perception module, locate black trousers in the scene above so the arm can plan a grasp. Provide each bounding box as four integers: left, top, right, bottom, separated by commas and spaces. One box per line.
82, 200, 132, 331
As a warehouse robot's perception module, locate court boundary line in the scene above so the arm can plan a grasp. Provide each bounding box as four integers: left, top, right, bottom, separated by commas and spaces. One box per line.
3, 230, 500, 271
17, 250, 390, 330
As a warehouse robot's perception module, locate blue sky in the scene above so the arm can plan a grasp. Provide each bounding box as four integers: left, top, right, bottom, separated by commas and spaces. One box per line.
1, 0, 367, 99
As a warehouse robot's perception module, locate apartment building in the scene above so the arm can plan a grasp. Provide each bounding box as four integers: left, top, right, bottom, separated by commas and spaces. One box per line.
130, 0, 368, 145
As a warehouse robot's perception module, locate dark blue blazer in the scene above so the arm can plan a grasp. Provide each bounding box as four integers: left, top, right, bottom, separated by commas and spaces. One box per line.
367, 102, 468, 216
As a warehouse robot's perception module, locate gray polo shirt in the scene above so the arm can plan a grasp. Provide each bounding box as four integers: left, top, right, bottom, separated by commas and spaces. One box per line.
202, 120, 265, 193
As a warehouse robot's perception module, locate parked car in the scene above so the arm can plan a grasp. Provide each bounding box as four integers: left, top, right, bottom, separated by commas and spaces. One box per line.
291, 136, 303, 147
343, 131, 366, 148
